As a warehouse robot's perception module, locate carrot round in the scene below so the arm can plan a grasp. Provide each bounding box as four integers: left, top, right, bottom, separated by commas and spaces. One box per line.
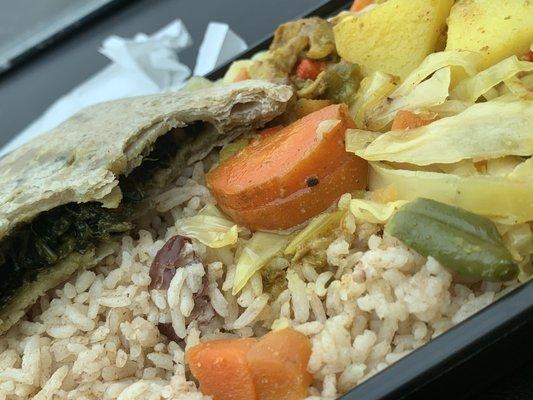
247, 329, 313, 400
221, 155, 367, 230
207, 104, 368, 229
186, 338, 257, 400
186, 329, 312, 400
391, 110, 438, 130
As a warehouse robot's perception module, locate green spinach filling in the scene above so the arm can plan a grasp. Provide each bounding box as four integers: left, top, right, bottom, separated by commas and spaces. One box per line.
0, 131, 183, 307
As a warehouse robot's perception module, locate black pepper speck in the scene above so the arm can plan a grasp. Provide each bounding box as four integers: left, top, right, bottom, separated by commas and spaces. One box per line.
306, 177, 319, 187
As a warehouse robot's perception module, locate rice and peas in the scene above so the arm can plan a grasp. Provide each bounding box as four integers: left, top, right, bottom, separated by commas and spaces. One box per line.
0, 154, 517, 400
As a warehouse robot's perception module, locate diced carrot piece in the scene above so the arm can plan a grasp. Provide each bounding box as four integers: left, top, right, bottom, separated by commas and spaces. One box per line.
295, 59, 327, 80
247, 329, 312, 400
207, 104, 368, 223
186, 339, 257, 400
233, 68, 250, 82
221, 155, 367, 230
350, 0, 374, 12
391, 110, 438, 130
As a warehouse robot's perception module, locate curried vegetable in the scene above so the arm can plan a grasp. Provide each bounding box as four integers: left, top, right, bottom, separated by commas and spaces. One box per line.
296, 59, 327, 80
207, 104, 368, 230
186, 329, 312, 400
271, 17, 335, 60
324, 62, 361, 106
446, 0, 533, 71
334, 0, 454, 79
386, 198, 518, 281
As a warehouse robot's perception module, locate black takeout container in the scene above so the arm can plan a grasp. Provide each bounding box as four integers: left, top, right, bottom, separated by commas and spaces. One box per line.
207, 1, 533, 399
7, 0, 533, 398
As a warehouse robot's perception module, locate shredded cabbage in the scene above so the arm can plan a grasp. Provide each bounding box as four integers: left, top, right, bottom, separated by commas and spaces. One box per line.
348, 100, 533, 165
428, 100, 471, 117
350, 71, 398, 128
394, 50, 479, 97
349, 199, 407, 224
500, 223, 533, 282
232, 232, 289, 294
509, 157, 533, 181
366, 67, 451, 130
284, 211, 344, 258
181, 76, 214, 91
358, 50, 480, 130
176, 205, 239, 248
451, 56, 533, 103
486, 157, 524, 177
369, 162, 533, 223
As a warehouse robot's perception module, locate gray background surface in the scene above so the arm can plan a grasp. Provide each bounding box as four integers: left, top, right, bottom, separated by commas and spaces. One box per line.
0, 1, 531, 399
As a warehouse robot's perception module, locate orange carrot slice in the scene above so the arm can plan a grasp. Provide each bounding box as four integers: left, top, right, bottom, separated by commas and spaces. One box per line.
207, 104, 368, 226
247, 329, 313, 400
186, 338, 257, 400
221, 155, 367, 230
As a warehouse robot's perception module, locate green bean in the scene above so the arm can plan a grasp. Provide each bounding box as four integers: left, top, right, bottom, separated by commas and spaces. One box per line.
386, 198, 518, 281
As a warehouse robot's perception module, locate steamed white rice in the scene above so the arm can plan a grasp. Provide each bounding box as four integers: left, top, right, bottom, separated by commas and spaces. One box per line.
0, 160, 517, 400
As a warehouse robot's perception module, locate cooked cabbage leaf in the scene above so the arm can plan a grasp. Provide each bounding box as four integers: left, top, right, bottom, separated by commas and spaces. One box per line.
232, 232, 289, 294
451, 56, 533, 102
348, 100, 533, 165
366, 67, 451, 130
509, 157, 533, 181
350, 71, 398, 128
369, 162, 533, 223
176, 205, 239, 248
284, 211, 344, 258
349, 199, 407, 224
394, 50, 479, 97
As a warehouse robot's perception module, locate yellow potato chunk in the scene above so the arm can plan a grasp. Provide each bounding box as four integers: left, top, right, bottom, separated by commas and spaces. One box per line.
334, 0, 454, 79
446, 0, 533, 71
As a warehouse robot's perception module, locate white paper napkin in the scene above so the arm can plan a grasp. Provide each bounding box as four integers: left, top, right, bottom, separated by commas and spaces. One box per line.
1, 19, 247, 157
194, 22, 247, 76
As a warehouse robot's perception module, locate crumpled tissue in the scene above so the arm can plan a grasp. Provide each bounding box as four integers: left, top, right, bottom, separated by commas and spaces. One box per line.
1, 19, 247, 156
